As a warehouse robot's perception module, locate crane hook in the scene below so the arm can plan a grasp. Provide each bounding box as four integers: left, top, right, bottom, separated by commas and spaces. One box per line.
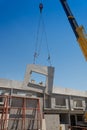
39, 3, 43, 13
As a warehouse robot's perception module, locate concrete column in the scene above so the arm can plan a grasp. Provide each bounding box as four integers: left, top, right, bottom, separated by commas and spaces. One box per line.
70, 99, 74, 110
51, 97, 55, 108
82, 100, 86, 110
66, 98, 69, 109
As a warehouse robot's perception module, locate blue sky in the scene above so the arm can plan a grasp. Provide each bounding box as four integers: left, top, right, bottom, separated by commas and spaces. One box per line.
0, 0, 87, 90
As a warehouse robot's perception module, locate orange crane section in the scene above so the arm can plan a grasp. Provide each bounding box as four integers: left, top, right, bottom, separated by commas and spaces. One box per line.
60, 0, 87, 60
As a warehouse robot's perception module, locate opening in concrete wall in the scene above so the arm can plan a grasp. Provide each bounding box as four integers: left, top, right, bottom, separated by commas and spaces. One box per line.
60, 114, 69, 124
76, 114, 83, 122
0, 89, 10, 95
0, 97, 3, 102
70, 115, 76, 126
29, 72, 46, 86
0, 90, 2, 94
73, 99, 82, 107
56, 97, 66, 106
76, 114, 84, 126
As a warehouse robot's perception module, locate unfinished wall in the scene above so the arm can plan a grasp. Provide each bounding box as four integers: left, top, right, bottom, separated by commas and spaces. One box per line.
44, 114, 60, 130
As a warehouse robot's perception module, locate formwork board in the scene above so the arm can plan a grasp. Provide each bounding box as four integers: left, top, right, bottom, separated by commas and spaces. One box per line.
0, 95, 42, 130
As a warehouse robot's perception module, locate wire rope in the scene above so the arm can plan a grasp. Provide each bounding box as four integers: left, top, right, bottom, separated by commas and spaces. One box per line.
33, 2, 52, 66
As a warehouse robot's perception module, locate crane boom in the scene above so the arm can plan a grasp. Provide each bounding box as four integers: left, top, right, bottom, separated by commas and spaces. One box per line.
60, 0, 87, 60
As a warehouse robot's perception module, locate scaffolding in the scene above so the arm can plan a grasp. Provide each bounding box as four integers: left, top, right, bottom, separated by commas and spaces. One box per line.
0, 95, 42, 130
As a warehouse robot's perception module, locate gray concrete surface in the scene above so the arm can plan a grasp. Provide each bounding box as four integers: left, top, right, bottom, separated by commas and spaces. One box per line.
0, 64, 87, 130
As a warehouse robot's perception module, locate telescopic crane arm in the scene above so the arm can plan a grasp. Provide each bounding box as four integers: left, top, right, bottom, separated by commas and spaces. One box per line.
60, 0, 87, 60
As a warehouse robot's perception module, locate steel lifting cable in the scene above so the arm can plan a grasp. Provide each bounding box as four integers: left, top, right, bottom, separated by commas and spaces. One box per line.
36, 3, 44, 58
33, 2, 52, 66
41, 15, 52, 66
33, 15, 42, 64
33, 3, 43, 64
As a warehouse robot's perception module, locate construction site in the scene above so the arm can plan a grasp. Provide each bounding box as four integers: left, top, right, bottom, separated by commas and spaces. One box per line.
0, 64, 87, 130
0, 0, 87, 130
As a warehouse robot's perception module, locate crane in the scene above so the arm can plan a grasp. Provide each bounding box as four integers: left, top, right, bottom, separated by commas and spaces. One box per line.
59, 0, 87, 60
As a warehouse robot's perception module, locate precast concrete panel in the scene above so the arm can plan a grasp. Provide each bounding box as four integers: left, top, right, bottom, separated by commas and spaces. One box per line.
44, 114, 60, 130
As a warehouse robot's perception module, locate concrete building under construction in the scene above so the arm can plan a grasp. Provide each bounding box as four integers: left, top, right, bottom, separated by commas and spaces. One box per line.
0, 64, 87, 130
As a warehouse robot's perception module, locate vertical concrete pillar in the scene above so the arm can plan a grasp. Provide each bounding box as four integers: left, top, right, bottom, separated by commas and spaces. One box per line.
66, 99, 69, 109
82, 100, 86, 110
70, 99, 74, 110
51, 97, 55, 108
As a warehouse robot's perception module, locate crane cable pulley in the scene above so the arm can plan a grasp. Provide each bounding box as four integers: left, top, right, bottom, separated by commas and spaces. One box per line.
39, 3, 43, 13
33, 2, 52, 65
